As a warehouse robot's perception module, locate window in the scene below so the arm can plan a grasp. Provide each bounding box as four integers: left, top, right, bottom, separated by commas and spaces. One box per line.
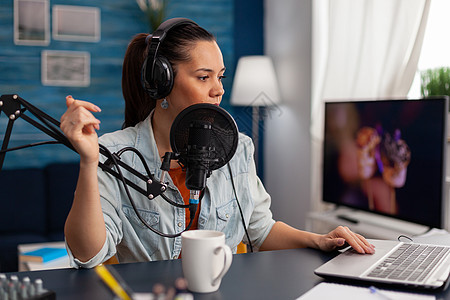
408, 0, 450, 98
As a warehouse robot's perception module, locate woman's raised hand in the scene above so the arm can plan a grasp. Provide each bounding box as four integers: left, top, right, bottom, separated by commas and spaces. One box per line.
60, 95, 102, 164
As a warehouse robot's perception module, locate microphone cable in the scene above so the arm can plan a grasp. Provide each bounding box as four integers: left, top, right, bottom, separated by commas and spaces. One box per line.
226, 163, 254, 253
0, 141, 60, 153
111, 147, 190, 209
208, 122, 254, 252
99, 144, 196, 238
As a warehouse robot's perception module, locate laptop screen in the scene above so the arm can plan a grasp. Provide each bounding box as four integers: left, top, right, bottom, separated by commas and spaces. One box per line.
322, 97, 448, 228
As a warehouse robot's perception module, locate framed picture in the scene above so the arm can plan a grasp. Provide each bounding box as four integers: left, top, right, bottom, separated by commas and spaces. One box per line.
14, 0, 50, 46
52, 5, 101, 42
41, 50, 90, 87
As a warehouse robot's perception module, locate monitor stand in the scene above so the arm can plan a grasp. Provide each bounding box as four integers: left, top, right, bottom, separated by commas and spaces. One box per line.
306, 206, 430, 240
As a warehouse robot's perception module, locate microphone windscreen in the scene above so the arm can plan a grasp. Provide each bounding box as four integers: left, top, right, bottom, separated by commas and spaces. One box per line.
170, 104, 238, 171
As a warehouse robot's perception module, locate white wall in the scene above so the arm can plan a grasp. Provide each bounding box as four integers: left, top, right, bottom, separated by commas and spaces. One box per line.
263, 0, 312, 229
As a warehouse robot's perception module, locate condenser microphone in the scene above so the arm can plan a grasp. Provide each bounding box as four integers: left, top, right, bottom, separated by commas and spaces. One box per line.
185, 120, 215, 191
169, 104, 253, 250
170, 103, 239, 194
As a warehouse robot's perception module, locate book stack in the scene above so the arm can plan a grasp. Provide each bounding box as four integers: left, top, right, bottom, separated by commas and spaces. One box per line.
20, 247, 68, 263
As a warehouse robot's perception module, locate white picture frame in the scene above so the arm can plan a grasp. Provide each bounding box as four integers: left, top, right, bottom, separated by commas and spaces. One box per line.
41, 50, 90, 87
14, 0, 50, 46
52, 5, 101, 42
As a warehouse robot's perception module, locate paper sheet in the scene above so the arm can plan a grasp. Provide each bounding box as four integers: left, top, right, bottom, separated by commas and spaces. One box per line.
297, 282, 436, 300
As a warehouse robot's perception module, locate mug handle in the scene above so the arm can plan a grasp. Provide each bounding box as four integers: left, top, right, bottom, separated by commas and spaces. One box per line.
211, 244, 233, 286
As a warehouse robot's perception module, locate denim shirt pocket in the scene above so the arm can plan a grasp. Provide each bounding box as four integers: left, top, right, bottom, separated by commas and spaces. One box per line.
122, 204, 160, 255
216, 200, 236, 232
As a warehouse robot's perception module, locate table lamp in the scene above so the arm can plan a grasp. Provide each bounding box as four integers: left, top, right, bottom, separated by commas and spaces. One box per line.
230, 55, 281, 169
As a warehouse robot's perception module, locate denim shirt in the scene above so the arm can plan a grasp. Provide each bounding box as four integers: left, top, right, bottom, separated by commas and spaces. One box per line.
67, 114, 275, 268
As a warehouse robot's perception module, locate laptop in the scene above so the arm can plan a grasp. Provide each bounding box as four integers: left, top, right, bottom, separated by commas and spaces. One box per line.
314, 239, 450, 289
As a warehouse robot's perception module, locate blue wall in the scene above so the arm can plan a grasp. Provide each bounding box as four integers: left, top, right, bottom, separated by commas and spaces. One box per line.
0, 0, 263, 174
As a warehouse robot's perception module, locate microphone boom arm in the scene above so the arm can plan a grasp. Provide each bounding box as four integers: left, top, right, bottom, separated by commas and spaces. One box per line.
0, 94, 168, 200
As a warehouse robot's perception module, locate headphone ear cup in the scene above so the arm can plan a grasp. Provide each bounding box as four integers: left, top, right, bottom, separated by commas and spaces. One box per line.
141, 18, 197, 100
151, 56, 174, 100
141, 56, 154, 97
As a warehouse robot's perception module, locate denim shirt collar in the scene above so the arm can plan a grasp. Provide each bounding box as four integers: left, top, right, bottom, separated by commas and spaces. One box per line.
135, 111, 183, 194
134, 110, 164, 179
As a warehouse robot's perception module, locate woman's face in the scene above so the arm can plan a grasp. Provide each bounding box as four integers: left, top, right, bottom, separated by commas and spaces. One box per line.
165, 40, 225, 118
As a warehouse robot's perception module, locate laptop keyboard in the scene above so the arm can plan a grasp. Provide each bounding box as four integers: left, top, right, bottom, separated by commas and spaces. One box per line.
367, 243, 450, 282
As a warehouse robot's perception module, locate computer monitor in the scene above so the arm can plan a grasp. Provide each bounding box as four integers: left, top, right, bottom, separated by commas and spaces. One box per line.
322, 97, 448, 229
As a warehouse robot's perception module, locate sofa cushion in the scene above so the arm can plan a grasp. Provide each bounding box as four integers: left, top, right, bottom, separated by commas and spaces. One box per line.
0, 168, 46, 234
45, 162, 78, 235
0, 233, 48, 272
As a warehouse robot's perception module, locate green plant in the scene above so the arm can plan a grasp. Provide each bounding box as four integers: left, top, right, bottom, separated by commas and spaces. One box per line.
420, 67, 450, 97
136, 0, 169, 32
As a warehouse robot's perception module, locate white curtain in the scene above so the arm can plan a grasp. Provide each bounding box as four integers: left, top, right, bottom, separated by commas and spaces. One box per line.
310, 0, 431, 211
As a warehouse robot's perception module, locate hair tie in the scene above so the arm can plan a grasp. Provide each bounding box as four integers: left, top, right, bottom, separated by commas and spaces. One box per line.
145, 34, 152, 44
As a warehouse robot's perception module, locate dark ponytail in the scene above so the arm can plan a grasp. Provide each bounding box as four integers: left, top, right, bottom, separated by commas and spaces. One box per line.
121, 33, 154, 129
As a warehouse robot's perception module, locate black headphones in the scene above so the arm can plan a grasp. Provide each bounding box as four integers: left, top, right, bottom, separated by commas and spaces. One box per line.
141, 18, 198, 100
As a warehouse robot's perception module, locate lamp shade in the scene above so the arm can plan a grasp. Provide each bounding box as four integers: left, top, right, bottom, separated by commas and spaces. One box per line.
230, 56, 281, 106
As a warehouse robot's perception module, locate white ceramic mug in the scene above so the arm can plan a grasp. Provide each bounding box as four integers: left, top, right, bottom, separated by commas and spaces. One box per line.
181, 230, 233, 293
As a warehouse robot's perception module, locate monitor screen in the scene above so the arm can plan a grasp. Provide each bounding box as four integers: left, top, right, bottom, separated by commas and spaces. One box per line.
322, 97, 448, 228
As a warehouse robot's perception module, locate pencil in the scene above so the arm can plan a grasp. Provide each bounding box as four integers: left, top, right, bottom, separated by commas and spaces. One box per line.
94, 264, 132, 300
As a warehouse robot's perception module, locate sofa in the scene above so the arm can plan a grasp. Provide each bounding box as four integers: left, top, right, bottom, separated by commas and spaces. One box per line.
0, 162, 79, 272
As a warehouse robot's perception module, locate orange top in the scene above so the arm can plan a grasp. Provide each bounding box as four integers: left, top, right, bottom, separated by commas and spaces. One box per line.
168, 167, 247, 254
168, 167, 201, 230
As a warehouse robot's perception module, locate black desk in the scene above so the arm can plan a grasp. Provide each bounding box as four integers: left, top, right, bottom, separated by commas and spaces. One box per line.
6, 248, 449, 299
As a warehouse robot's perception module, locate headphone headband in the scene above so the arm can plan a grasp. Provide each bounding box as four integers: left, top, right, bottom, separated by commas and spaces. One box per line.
151, 18, 197, 44
142, 18, 198, 100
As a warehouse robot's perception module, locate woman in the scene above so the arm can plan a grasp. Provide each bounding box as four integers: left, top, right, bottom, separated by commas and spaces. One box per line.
61, 18, 374, 268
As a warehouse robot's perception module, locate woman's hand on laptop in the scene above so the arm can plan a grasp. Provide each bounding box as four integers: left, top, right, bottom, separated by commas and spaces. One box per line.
318, 226, 375, 254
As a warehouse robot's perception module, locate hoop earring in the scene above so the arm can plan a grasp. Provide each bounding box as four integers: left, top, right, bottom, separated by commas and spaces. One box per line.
161, 98, 169, 109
